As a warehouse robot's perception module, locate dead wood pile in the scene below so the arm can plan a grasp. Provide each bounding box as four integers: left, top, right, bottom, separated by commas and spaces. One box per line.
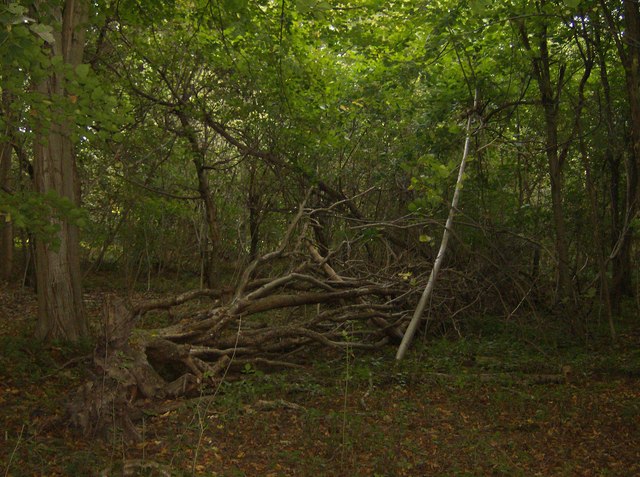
67, 201, 419, 439
66, 195, 536, 439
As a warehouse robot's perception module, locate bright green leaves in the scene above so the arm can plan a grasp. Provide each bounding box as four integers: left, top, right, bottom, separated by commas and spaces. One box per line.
3, 0, 54, 48
24, 58, 128, 144
2, 2, 32, 28
418, 234, 434, 244
68, 67, 128, 142
5, 2, 26, 16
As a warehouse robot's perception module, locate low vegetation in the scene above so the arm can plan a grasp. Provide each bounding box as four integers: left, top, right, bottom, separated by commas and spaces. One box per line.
1, 281, 639, 476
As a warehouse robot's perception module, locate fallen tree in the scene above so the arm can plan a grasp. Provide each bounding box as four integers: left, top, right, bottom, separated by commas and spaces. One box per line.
67, 195, 414, 439
66, 185, 550, 440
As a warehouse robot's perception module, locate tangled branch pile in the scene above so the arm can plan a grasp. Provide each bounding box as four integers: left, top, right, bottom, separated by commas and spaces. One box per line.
67, 194, 540, 439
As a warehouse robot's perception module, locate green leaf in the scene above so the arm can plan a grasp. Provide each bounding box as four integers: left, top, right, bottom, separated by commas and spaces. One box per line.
76, 63, 90, 80
51, 55, 64, 67
7, 3, 27, 16
469, 0, 488, 16
296, 0, 314, 14
419, 234, 432, 243
10, 14, 34, 25
29, 23, 55, 44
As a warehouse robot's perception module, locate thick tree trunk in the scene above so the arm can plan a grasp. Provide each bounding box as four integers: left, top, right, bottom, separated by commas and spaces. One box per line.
32, 0, 88, 341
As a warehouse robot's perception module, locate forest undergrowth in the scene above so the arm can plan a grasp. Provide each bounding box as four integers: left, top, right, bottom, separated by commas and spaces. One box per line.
1, 277, 639, 477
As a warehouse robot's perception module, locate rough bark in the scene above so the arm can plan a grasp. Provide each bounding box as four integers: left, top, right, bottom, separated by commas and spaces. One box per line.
33, 0, 89, 341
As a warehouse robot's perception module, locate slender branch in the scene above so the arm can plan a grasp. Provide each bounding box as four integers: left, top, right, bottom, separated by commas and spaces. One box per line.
396, 88, 479, 360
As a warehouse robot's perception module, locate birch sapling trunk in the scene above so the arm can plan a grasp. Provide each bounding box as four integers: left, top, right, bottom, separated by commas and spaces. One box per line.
396, 89, 478, 360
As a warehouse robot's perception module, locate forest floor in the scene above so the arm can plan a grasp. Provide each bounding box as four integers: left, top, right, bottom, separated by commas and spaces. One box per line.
1, 278, 640, 476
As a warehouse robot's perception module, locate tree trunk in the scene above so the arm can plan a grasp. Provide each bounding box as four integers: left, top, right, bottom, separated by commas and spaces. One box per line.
32, 0, 88, 341
595, 22, 626, 311
174, 111, 220, 287
622, 0, 640, 211
545, 110, 571, 302
619, 0, 640, 302
0, 88, 14, 282
601, 0, 640, 305
196, 164, 219, 287
396, 89, 478, 360
518, 9, 572, 303
0, 135, 13, 282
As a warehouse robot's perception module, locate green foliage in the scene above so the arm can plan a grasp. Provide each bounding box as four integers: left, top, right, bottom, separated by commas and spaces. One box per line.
0, 3, 49, 73
0, 189, 89, 247
0, 1, 130, 147
0, 0, 632, 320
